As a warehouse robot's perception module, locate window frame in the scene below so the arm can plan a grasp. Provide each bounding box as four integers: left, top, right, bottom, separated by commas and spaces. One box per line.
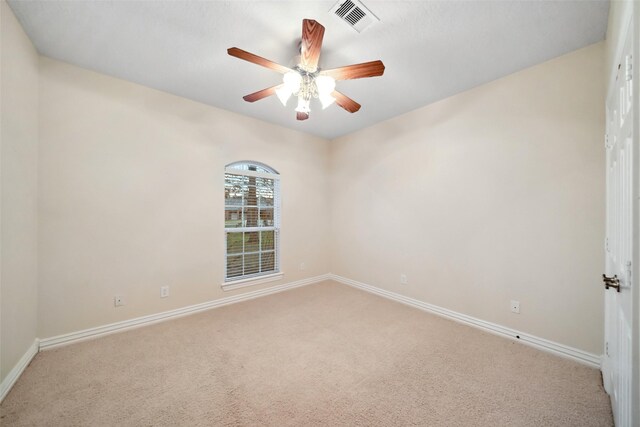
222, 161, 281, 290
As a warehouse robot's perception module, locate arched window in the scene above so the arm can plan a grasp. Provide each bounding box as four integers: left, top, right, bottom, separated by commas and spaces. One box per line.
224, 161, 280, 286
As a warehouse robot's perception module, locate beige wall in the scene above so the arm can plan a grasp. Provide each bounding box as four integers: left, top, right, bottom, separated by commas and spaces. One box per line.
38, 58, 329, 338
329, 43, 606, 355
0, 1, 40, 383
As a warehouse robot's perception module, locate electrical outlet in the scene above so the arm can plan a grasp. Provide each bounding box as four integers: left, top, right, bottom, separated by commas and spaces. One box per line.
400, 274, 408, 285
160, 286, 169, 298
299, 262, 306, 270
510, 300, 520, 314
114, 295, 125, 307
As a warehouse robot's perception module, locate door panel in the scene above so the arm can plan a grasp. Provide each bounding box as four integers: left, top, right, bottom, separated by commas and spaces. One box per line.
604, 15, 634, 427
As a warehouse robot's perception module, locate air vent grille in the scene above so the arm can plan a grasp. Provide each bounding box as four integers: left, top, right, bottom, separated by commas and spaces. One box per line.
345, 7, 365, 25
330, 0, 379, 33
335, 0, 354, 18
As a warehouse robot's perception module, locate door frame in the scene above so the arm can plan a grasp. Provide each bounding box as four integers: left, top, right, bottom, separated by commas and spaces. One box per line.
634, 3, 640, 424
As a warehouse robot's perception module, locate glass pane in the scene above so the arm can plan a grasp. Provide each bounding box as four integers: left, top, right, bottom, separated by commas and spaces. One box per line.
261, 251, 275, 272
226, 255, 243, 278
245, 207, 259, 227
244, 232, 259, 253
224, 189, 242, 206
256, 177, 274, 188
258, 187, 274, 206
225, 207, 243, 228
259, 195, 274, 207
260, 208, 274, 227
225, 174, 248, 205
261, 231, 275, 251
227, 162, 278, 175
245, 184, 258, 206
225, 173, 248, 186
226, 232, 243, 254
244, 253, 260, 275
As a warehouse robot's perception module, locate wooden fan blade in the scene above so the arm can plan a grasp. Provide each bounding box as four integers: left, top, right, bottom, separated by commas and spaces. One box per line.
332, 91, 361, 113
242, 84, 284, 103
300, 19, 325, 72
320, 60, 385, 81
227, 47, 293, 74
297, 111, 309, 121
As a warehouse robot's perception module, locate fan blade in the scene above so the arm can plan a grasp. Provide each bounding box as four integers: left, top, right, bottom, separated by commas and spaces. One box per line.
242, 84, 284, 103
320, 60, 385, 81
227, 47, 293, 74
297, 112, 309, 121
300, 19, 325, 72
332, 91, 361, 113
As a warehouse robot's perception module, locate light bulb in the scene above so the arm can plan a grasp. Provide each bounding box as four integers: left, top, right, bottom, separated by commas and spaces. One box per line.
283, 71, 302, 93
319, 93, 336, 109
314, 75, 336, 97
295, 97, 310, 114
275, 86, 292, 106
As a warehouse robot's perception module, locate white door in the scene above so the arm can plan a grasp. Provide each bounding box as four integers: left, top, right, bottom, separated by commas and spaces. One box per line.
603, 14, 635, 427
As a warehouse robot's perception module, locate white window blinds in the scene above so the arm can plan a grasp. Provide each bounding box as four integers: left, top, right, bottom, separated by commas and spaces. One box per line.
224, 162, 280, 282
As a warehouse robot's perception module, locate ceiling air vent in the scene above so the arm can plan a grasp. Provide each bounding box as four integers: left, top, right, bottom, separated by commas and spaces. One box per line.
330, 0, 380, 33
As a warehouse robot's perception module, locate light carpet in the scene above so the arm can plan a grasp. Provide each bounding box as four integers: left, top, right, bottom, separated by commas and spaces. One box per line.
1, 280, 612, 426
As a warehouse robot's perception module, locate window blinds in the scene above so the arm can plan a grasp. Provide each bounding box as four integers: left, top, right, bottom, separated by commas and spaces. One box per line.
224, 164, 280, 281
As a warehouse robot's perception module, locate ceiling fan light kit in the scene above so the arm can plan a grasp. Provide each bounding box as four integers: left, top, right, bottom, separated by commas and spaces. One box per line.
228, 19, 385, 121
276, 70, 336, 111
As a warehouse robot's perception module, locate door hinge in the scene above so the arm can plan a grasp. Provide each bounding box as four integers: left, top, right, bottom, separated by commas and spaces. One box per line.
605, 237, 609, 252
606, 341, 609, 357
625, 55, 633, 81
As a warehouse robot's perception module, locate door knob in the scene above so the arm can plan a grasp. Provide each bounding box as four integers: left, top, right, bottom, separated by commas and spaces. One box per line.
602, 274, 621, 292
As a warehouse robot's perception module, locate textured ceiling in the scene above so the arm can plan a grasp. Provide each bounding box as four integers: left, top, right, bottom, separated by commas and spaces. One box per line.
8, 1, 609, 139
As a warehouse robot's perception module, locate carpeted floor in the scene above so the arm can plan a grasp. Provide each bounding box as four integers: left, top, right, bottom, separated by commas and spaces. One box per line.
1, 280, 612, 426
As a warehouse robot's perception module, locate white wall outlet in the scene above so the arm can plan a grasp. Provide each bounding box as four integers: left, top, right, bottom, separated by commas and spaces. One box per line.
400, 274, 408, 285
114, 295, 125, 307
510, 300, 520, 314
160, 286, 169, 298
299, 262, 306, 271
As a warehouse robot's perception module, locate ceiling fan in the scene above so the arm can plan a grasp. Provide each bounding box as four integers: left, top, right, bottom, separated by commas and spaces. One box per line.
227, 19, 385, 121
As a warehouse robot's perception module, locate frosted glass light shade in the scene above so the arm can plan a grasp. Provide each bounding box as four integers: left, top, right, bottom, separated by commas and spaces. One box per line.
283, 72, 302, 93
295, 97, 310, 113
277, 71, 303, 106
275, 86, 292, 106
277, 72, 335, 113
319, 93, 336, 109
314, 75, 336, 97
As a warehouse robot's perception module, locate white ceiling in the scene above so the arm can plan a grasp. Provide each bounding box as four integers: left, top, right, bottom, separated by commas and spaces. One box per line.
8, 1, 609, 139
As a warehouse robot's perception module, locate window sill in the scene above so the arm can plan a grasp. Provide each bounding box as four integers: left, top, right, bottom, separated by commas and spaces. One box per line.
221, 272, 284, 292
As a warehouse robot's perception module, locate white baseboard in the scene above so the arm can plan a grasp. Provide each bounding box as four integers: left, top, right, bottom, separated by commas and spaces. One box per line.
40, 274, 331, 350
0, 338, 39, 403
329, 274, 601, 368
